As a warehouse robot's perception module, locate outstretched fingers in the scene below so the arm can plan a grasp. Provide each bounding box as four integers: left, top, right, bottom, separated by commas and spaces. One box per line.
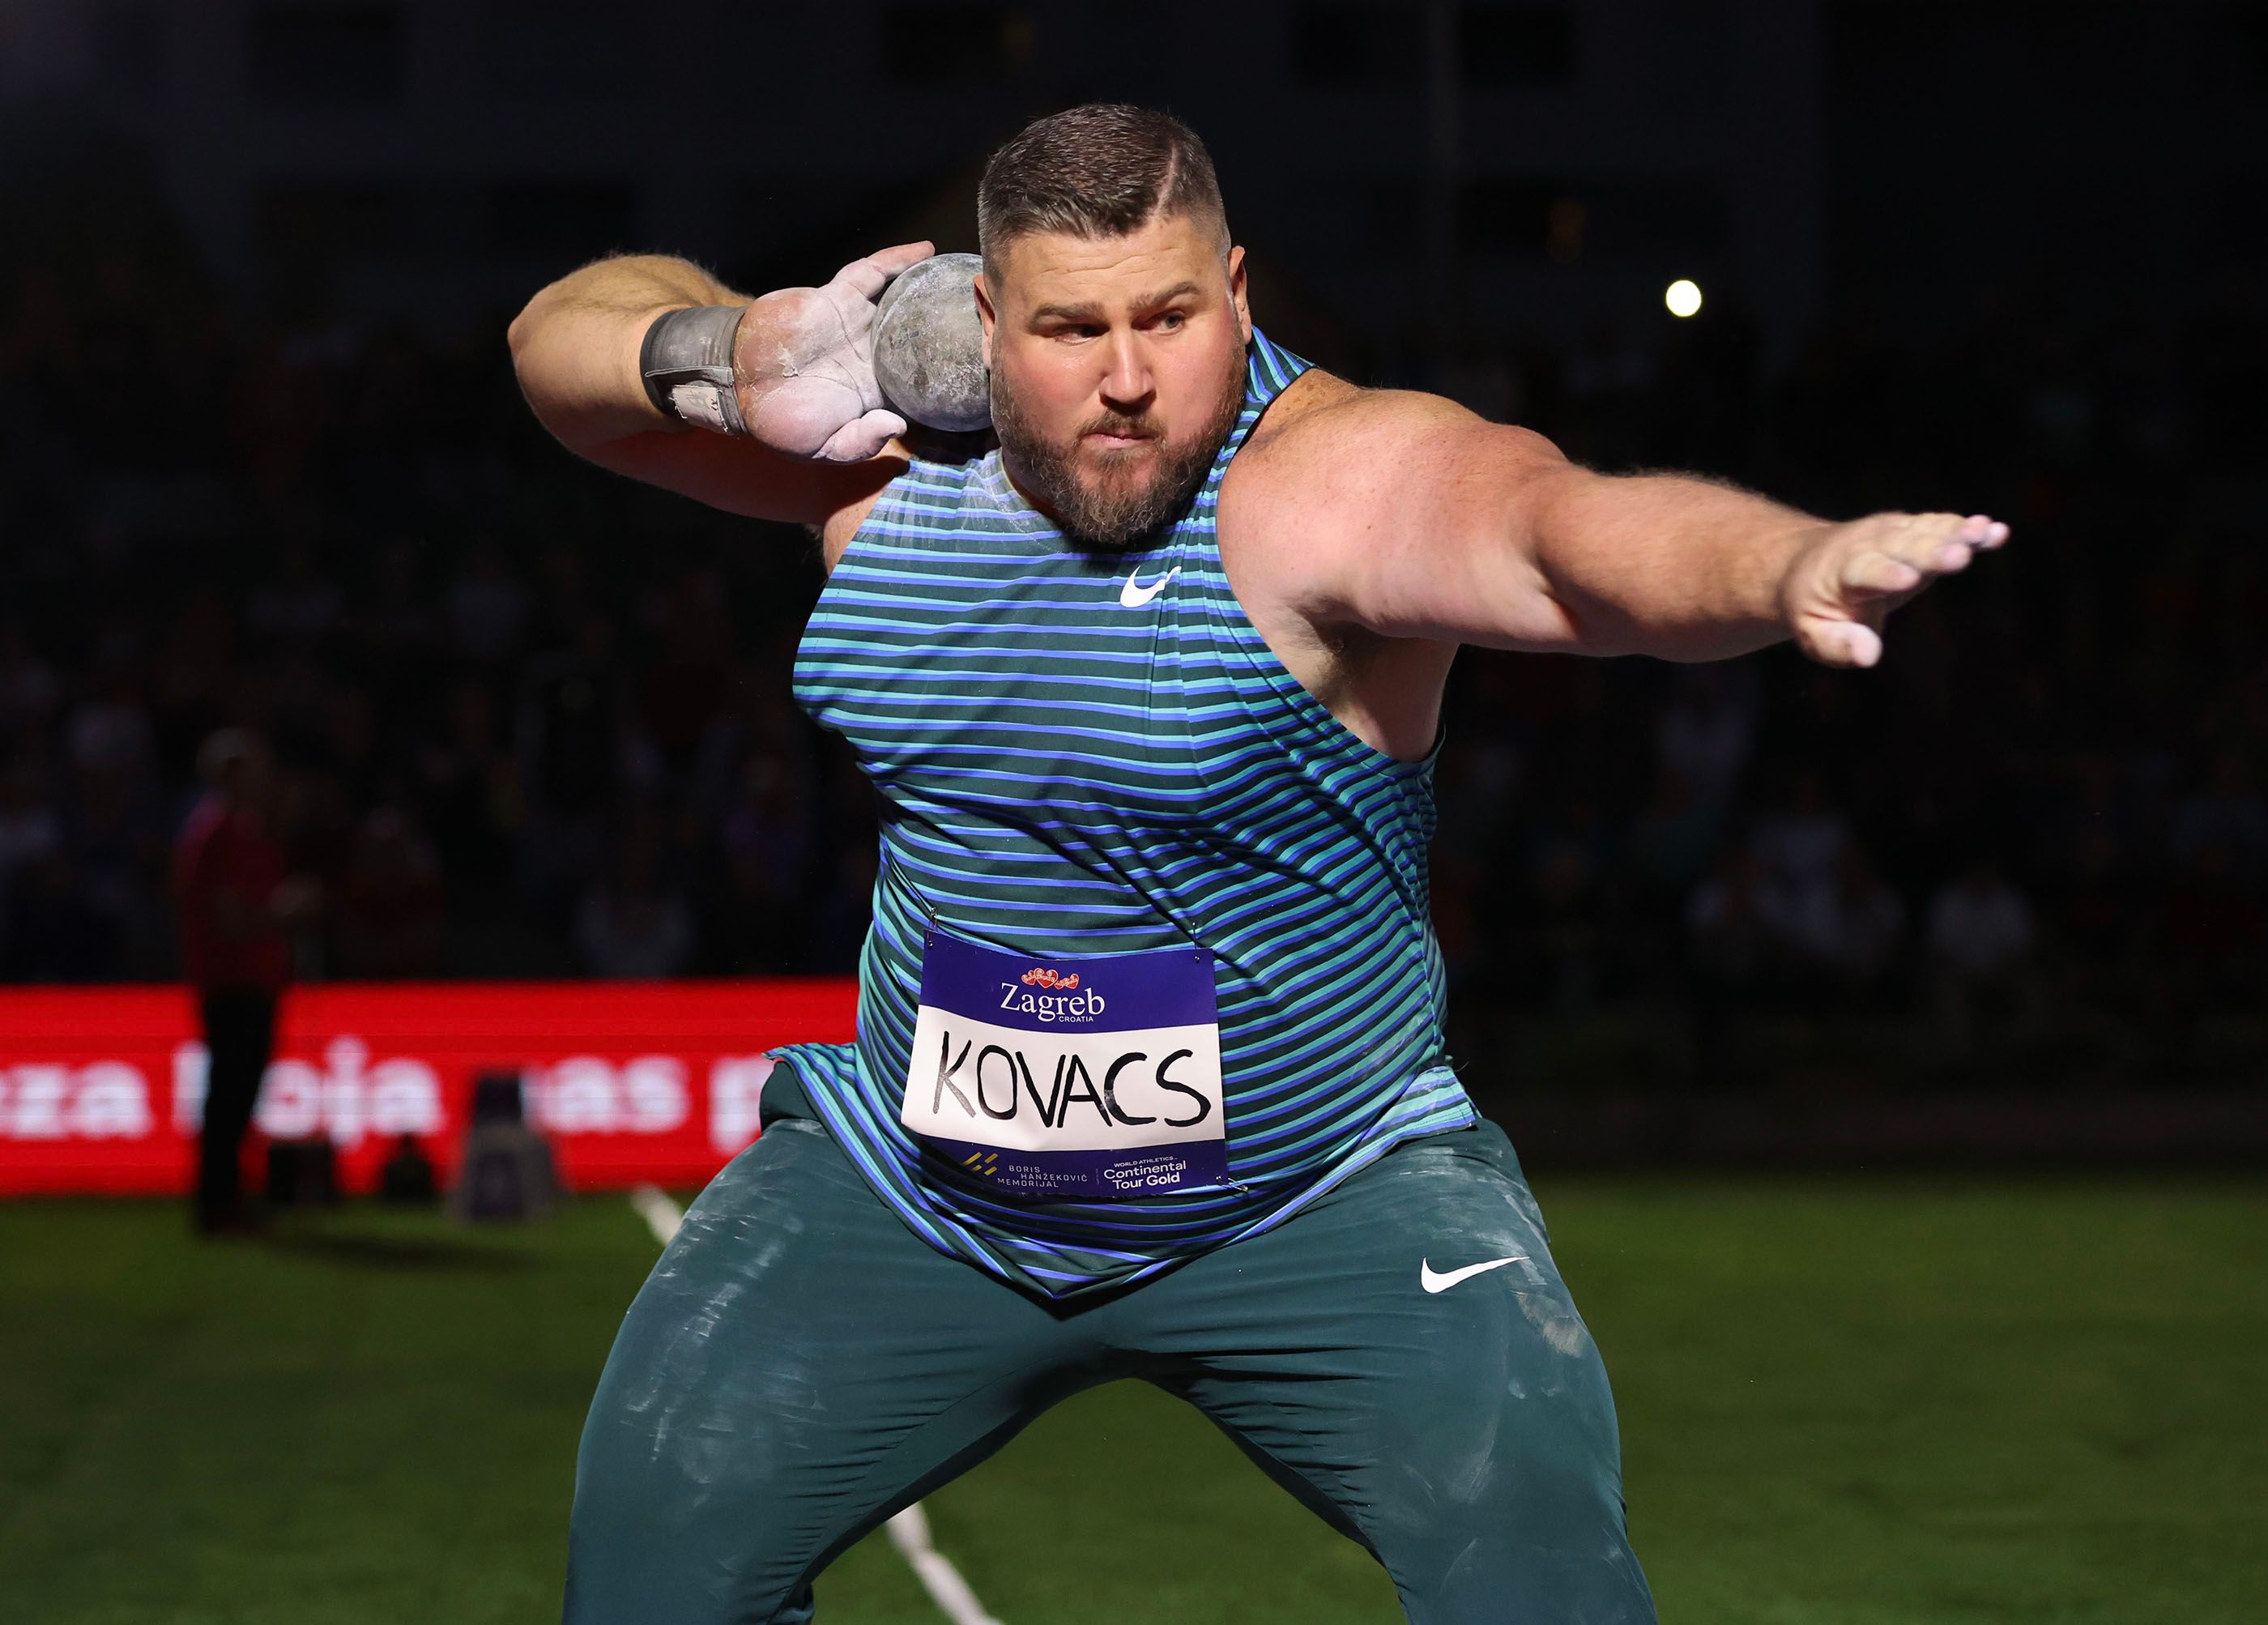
1911, 512, 2008, 569
1963, 513, 2013, 549
1852, 513, 2013, 596
1804, 511, 2012, 669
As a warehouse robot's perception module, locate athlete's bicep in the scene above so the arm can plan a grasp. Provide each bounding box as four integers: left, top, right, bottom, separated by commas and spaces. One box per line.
1272, 391, 1590, 653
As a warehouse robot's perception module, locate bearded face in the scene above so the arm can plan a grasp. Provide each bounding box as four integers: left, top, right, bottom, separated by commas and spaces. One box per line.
987, 331, 1247, 552
976, 212, 1252, 554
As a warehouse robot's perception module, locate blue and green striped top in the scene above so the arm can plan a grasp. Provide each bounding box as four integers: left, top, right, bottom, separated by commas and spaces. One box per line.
772, 327, 1475, 1298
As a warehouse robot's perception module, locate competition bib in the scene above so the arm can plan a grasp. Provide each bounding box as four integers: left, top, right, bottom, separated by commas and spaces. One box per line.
899, 928, 1227, 1198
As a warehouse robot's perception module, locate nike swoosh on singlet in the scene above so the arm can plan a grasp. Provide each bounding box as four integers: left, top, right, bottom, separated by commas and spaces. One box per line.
1419, 1256, 1528, 1294
1118, 565, 1179, 608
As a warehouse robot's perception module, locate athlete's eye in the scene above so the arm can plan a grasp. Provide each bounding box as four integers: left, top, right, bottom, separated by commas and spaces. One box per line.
1155, 311, 1187, 331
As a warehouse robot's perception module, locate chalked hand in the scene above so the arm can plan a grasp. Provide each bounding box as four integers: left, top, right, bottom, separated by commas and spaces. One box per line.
871, 252, 991, 433
731, 241, 933, 463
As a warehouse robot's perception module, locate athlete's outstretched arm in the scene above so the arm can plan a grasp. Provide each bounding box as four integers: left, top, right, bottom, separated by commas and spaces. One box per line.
1287, 390, 2010, 667
507, 245, 928, 526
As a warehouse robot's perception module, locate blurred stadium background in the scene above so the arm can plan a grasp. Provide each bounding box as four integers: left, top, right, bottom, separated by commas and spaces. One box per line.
0, 2, 2262, 1621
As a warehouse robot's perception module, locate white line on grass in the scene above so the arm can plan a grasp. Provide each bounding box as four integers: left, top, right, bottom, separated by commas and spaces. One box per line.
885, 1502, 1004, 1625
625, 1186, 1003, 1625
628, 1184, 684, 1245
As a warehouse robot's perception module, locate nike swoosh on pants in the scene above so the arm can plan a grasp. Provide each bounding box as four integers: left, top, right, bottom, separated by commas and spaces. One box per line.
1419, 1256, 1528, 1294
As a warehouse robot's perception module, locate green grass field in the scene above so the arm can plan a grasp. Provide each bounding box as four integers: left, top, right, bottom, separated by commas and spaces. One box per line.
2, 1175, 2262, 1623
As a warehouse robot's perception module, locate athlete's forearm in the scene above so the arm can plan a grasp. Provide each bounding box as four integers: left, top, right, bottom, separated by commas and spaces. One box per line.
507, 254, 749, 453
1527, 470, 1829, 662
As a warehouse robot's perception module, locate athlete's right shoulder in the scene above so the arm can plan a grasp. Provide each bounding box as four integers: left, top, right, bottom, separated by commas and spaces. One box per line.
816, 437, 913, 569
816, 429, 1000, 571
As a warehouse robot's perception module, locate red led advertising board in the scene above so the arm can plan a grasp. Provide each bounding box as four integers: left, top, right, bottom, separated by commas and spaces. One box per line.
0, 981, 859, 1198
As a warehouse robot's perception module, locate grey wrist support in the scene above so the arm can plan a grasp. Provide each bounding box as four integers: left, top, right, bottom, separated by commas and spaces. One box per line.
639, 304, 749, 434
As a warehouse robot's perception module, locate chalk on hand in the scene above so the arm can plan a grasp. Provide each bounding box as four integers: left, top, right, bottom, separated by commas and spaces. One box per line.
872, 253, 991, 434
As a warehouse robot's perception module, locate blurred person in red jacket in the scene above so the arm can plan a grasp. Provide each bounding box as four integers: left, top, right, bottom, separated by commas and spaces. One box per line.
171, 729, 317, 1235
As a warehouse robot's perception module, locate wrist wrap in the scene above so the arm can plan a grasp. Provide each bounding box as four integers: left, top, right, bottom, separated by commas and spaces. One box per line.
639, 304, 749, 434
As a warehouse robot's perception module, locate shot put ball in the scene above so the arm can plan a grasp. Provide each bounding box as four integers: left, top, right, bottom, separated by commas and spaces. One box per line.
872, 252, 991, 433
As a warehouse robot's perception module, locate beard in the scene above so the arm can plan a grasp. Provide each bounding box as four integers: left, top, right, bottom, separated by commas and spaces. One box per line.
990, 339, 1249, 553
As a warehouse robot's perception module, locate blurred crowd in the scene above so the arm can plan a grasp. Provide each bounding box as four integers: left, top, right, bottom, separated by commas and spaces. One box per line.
1412, 271, 2268, 1086
2, 185, 2262, 1092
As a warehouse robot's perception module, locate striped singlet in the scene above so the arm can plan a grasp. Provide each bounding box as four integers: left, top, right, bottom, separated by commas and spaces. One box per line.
771, 327, 1476, 1299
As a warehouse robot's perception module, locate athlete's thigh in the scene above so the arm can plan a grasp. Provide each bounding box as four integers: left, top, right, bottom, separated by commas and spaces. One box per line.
564, 1115, 1078, 1625
1143, 1122, 1656, 1625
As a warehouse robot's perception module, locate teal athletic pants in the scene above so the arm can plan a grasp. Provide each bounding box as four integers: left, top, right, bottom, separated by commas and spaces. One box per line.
563, 1088, 1656, 1623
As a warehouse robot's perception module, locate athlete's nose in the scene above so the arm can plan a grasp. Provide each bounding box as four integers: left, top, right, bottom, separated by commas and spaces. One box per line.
1097, 330, 1155, 415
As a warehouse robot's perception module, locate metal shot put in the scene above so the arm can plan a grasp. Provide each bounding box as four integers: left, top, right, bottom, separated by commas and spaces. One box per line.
509, 102, 2010, 1625
871, 251, 990, 433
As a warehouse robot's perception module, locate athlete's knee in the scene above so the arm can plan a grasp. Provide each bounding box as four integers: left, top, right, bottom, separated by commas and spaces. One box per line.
1400, 1524, 1657, 1625
1375, 1458, 1652, 1625
564, 1444, 813, 1625
1380, 1393, 1649, 1624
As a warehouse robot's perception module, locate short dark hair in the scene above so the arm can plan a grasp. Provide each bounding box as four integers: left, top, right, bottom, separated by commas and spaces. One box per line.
978, 103, 1230, 283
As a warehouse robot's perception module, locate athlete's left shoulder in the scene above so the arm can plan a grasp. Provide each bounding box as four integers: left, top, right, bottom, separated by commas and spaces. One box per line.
1226, 377, 1564, 546
1225, 377, 1467, 548
1235, 373, 1520, 484
1221, 366, 1362, 529
1217, 373, 1466, 755
1231, 364, 1361, 469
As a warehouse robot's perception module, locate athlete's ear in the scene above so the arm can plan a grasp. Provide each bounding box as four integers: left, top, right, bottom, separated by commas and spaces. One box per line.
974, 271, 996, 371
1226, 245, 1250, 348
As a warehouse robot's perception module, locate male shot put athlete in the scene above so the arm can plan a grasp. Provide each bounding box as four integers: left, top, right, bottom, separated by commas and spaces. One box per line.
510, 104, 2007, 1623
